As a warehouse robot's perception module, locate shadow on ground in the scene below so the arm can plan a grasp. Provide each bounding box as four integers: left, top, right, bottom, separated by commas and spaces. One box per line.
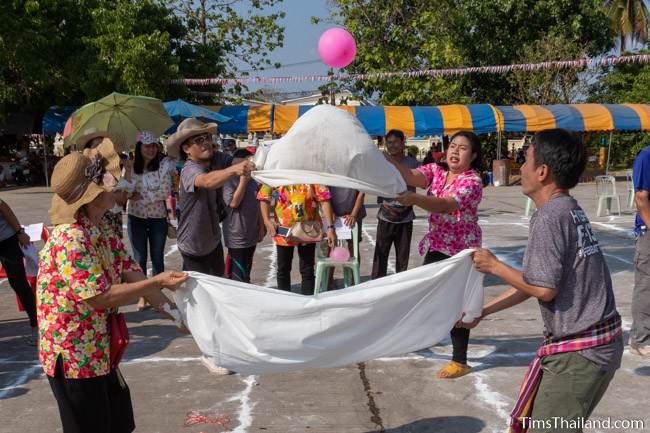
634, 366, 650, 376
122, 315, 186, 360
364, 416, 485, 433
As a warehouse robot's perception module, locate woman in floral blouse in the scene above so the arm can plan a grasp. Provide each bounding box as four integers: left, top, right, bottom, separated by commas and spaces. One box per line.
389, 131, 484, 379
38, 138, 188, 433
126, 131, 174, 310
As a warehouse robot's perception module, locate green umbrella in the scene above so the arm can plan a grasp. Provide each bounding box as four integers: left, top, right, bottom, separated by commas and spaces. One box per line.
65, 92, 173, 152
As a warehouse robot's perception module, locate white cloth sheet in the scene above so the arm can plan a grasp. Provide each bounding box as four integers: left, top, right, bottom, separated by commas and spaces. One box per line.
252, 105, 407, 198
174, 250, 484, 374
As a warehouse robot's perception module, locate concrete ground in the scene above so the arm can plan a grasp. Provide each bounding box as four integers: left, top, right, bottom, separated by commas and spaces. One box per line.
1, 183, 649, 433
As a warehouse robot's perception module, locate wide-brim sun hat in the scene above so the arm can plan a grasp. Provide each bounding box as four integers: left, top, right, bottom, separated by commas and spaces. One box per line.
165, 117, 217, 159
49, 138, 122, 225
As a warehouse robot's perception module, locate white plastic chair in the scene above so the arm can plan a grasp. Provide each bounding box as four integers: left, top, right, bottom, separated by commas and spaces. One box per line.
595, 175, 621, 217
626, 171, 636, 208
314, 223, 360, 294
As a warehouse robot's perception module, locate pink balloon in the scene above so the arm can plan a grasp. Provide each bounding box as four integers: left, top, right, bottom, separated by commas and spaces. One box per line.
330, 246, 351, 262
318, 28, 357, 69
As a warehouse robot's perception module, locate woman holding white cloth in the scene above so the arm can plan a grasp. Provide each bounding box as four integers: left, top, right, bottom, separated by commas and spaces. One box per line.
387, 130, 484, 379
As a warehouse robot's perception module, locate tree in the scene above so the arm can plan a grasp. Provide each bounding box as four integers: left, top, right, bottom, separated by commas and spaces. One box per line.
327, 0, 614, 105
441, 0, 614, 103
507, 35, 596, 105
604, 0, 650, 51
82, 0, 186, 100
1, 0, 287, 122
0, 0, 186, 117
167, 0, 286, 102
592, 50, 650, 103
316, 0, 468, 105
590, 48, 650, 168
0, 0, 96, 118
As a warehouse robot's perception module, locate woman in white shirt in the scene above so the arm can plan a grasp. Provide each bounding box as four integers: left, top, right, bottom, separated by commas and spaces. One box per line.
126, 131, 173, 310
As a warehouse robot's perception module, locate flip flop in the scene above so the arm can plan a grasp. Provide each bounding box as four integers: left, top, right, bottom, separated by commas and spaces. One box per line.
436, 361, 472, 379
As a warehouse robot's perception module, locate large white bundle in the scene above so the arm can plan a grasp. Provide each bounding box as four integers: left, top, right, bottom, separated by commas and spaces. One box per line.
252, 105, 407, 198
173, 250, 483, 374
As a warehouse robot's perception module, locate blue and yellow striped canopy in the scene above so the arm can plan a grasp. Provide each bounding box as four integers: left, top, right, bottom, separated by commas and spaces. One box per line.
202, 103, 650, 136
204, 105, 273, 135
496, 104, 650, 133
272, 104, 501, 136
45, 103, 650, 136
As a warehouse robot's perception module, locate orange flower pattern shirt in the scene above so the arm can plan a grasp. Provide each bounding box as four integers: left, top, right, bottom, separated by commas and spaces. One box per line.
257, 184, 331, 246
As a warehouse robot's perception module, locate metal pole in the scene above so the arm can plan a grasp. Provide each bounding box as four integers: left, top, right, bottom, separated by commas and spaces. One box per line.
497, 131, 502, 160
43, 135, 49, 187
605, 131, 613, 175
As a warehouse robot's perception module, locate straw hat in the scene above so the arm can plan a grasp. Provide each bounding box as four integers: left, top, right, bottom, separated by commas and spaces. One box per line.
49, 138, 121, 225
74, 127, 112, 150
165, 118, 217, 159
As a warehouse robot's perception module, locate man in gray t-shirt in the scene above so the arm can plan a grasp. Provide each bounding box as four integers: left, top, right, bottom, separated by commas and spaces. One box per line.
371, 129, 420, 279
178, 158, 222, 257
523, 195, 622, 371
467, 129, 622, 432
166, 117, 255, 278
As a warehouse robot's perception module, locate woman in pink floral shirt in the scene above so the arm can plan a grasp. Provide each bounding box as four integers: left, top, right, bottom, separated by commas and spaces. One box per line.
389, 131, 483, 380
38, 139, 188, 433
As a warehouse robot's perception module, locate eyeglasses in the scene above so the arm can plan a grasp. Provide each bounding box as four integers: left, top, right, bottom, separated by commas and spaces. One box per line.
190, 134, 211, 146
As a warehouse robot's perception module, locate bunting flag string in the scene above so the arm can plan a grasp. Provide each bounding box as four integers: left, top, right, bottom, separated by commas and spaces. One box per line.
170, 53, 650, 87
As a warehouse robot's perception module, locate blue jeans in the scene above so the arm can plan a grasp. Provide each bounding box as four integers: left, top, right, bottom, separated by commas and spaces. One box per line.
127, 215, 167, 276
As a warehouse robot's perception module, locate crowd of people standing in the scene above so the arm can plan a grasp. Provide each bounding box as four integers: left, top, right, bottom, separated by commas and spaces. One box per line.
1, 117, 649, 433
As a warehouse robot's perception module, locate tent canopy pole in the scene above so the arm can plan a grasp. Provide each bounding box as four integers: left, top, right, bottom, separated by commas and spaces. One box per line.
605, 131, 613, 175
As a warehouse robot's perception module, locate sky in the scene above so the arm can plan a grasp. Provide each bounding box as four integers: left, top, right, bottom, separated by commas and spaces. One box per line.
233, 0, 336, 95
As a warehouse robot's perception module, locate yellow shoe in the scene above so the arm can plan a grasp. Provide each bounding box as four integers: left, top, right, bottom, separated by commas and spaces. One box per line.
436, 361, 472, 379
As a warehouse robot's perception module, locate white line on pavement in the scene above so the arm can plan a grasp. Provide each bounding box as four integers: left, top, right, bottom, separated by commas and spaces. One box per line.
228, 375, 257, 433
603, 252, 634, 266
123, 356, 200, 365
263, 245, 277, 288
0, 365, 42, 400
472, 372, 511, 432
164, 244, 179, 258
591, 222, 636, 238
362, 225, 396, 274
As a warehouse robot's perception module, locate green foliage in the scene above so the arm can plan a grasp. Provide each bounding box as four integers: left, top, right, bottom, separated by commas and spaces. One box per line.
328, 0, 614, 105
590, 48, 650, 168
0, 0, 96, 117
82, 0, 185, 100
167, 0, 285, 102
507, 34, 596, 104
0, 0, 286, 119
323, 0, 467, 105
605, 0, 650, 50
592, 49, 650, 103
406, 145, 419, 159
